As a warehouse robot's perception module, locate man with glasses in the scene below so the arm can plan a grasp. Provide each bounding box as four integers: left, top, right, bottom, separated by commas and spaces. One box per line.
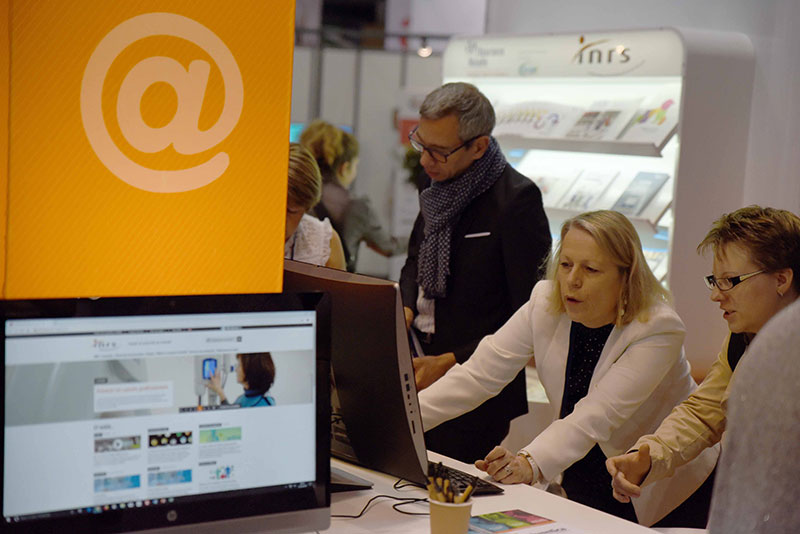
399, 82, 551, 463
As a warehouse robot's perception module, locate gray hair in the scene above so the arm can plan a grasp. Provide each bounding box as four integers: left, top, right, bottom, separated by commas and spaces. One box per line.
419, 82, 495, 141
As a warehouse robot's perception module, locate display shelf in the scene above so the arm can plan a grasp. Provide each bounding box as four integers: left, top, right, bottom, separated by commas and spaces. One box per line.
443, 28, 754, 374
497, 130, 676, 158
544, 206, 668, 247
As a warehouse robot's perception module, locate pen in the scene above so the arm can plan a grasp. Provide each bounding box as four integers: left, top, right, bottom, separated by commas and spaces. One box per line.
454, 483, 474, 503
454, 475, 477, 503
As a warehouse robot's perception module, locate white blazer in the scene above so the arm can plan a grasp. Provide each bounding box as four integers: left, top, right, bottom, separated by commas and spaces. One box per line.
419, 280, 718, 526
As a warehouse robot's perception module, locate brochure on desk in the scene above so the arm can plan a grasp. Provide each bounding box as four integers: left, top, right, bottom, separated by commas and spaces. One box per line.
469, 509, 588, 533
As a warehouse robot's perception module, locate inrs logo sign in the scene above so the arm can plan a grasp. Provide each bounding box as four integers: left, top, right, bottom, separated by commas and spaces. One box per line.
80, 13, 243, 193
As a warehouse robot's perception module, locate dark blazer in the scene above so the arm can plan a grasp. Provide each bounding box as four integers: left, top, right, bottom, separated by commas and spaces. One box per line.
400, 163, 552, 448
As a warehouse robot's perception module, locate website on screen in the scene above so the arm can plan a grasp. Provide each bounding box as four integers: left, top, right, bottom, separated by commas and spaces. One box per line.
3, 311, 317, 519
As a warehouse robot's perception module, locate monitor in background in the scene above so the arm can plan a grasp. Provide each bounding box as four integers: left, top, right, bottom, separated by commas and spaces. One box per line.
283, 259, 428, 486
289, 122, 353, 143
2, 292, 330, 534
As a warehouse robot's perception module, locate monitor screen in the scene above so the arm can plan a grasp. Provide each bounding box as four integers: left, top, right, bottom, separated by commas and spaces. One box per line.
2, 293, 330, 533
288, 122, 353, 143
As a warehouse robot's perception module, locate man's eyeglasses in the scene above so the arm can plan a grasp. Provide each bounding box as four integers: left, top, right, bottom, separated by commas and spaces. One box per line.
408, 126, 481, 164
704, 269, 765, 291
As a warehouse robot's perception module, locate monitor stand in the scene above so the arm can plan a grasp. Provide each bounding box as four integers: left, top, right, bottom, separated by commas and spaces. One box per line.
330, 464, 373, 493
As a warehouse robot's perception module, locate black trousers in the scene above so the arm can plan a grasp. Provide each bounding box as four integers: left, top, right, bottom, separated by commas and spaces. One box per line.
561, 444, 638, 522
652, 467, 716, 528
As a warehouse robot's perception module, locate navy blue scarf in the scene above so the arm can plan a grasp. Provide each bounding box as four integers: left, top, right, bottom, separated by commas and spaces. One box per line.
417, 137, 506, 298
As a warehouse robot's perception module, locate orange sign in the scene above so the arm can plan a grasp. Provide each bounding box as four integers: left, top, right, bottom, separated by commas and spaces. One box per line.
1, 1, 295, 298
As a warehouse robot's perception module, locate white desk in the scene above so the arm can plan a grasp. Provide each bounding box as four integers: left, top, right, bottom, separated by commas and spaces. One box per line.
315, 452, 657, 534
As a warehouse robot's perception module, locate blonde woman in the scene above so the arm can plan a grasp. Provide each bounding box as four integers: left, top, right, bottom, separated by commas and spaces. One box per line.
300, 120, 405, 271
418, 210, 716, 526
285, 143, 345, 270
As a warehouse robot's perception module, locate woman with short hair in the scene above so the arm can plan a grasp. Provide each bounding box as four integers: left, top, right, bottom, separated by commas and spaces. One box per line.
607, 205, 800, 526
418, 210, 715, 525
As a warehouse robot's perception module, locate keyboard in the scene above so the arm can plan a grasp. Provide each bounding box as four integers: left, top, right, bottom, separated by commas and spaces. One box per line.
427, 461, 504, 496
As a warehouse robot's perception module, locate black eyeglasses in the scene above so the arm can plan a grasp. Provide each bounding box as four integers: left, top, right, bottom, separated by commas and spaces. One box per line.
407, 126, 481, 164
704, 269, 765, 291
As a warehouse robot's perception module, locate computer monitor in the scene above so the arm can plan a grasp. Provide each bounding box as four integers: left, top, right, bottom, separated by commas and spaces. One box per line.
283, 260, 428, 486
2, 292, 331, 534
288, 122, 353, 143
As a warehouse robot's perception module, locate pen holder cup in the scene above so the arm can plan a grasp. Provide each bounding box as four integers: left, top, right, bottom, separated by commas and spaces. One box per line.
429, 500, 473, 534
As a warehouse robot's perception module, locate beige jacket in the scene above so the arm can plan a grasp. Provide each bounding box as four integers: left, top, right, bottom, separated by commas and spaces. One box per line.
636, 333, 737, 483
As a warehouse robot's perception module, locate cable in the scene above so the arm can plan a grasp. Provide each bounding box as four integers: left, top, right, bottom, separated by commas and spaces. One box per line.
331, 494, 429, 519
392, 478, 421, 490
392, 498, 430, 516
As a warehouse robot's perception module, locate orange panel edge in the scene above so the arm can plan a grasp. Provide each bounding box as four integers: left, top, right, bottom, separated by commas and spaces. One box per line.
0, 2, 9, 299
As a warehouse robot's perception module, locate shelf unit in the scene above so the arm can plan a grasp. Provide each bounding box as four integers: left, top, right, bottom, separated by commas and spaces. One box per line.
443, 28, 754, 376
496, 133, 675, 158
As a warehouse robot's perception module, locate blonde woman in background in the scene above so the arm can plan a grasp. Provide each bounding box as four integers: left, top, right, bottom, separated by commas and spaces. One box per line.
417, 210, 716, 526
300, 119, 406, 272
285, 143, 345, 270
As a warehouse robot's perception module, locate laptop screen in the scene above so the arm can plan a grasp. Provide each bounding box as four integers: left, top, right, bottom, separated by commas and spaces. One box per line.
2, 294, 330, 533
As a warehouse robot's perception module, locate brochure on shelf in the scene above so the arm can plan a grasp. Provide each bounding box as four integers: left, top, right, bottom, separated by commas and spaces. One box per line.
515, 153, 582, 208
618, 93, 681, 145
639, 177, 674, 225
611, 171, 670, 216
469, 509, 588, 533
589, 170, 632, 211
529, 171, 583, 208
564, 100, 641, 141
494, 101, 583, 139
558, 170, 619, 211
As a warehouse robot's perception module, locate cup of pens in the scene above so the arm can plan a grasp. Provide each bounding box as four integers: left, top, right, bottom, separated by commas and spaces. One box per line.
428, 463, 475, 534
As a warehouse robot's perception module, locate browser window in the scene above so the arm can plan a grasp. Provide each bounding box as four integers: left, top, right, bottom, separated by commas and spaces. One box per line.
4, 310, 317, 521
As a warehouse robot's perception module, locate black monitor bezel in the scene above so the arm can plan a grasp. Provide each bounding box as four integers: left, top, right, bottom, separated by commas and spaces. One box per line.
1, 292, 331, 533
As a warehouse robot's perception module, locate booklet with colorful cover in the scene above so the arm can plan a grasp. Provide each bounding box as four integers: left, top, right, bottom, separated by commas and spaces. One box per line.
564, 100, 640, 141
617, 93, 680, 145
468, 509, 588, 534
494, 101, 583, 139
